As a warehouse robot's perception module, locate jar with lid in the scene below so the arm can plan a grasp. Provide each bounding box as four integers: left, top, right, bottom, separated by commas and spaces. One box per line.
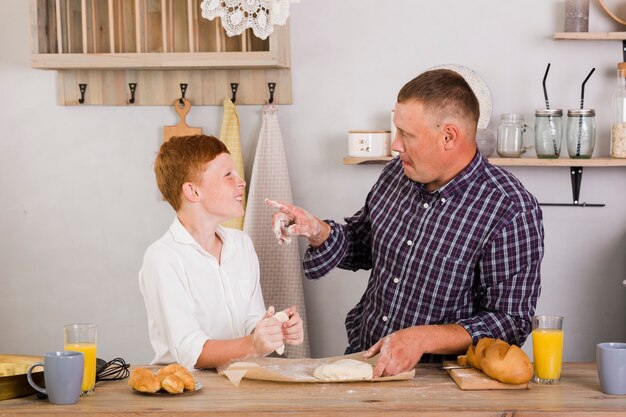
534, 109, 563, 158
611, 62, 626, 158
566, 109, 595, 159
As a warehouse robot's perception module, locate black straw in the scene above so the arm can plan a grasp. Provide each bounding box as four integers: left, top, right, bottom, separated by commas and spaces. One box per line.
542, 63, 558, 155
543, 63, 551, 110
576, 67, 596, 156
579, 67, 595, 110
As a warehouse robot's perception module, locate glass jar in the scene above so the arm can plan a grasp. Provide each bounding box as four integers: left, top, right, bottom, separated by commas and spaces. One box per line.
611, 63, 626, 158
534, 109, 563, 159
566, 109, 595, 159
497, 113, 531, 158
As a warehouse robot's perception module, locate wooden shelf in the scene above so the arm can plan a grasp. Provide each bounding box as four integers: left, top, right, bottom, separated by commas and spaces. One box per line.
554, 32, 626, 40
488, 157, 626, 167
28, 0, 292, 105
343, 156, 394, 165
343, 156, 626, 167
31, 51, 290, 70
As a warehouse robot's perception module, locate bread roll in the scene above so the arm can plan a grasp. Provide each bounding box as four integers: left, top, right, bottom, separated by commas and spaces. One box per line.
157, 363, 187, 377
128, 368, 160, 393
129, 364, 196, 394
161, 374, 184, 394
174, 369, 195, 391
464, 338, 533, 384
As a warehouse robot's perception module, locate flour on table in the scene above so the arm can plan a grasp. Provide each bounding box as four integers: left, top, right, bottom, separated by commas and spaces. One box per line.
273, 311, 289, 355
313, 359, 374, 381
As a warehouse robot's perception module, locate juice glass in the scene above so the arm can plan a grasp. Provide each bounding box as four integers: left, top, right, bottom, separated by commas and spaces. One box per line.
531, 315, 564, 384
64, 324, 97, 396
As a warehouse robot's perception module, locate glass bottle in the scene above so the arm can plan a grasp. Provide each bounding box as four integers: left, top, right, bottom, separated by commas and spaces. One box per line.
611, 63, 626, 158
566, 109, 595, 159
534, 109, 563, 159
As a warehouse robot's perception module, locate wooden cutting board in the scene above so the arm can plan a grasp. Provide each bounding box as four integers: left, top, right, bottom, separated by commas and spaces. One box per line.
442, 361, 529, 390
163, 98, 202, 142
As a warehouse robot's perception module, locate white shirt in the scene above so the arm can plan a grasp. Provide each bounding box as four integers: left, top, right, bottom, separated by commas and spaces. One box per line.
138, 217, 266, 370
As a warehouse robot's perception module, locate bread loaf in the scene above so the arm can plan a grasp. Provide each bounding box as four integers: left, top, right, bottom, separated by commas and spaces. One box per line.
462, 338, 533, 384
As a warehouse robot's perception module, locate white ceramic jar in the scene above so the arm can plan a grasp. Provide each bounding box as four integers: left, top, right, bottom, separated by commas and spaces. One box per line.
348, 130, 391, 157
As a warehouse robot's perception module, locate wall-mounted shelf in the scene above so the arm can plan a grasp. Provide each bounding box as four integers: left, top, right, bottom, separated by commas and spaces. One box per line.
554, 31, 626, 61
554, 32, 626, 40
29, 0, 292, 105
343, 156, 626, 207
343, 156, 626, 167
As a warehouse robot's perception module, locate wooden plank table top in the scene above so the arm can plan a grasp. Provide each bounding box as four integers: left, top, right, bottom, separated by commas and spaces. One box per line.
1, 363, 624, 416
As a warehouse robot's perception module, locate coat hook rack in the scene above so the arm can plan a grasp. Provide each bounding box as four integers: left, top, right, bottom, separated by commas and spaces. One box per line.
179, 83, 188, 105
540, 166, 605, 207
128, 83, 137, 104
268, 82, 276, 104
78, 83, 87, 104
230, 83, 239, 103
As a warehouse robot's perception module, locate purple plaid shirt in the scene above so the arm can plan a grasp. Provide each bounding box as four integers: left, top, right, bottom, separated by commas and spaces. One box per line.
303, 152, 543, 362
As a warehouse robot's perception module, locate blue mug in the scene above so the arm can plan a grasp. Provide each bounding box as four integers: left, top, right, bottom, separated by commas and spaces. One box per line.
27, 351, 84, 404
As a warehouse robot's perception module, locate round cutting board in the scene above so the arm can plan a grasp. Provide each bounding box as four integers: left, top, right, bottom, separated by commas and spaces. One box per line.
429, 64, 493, 129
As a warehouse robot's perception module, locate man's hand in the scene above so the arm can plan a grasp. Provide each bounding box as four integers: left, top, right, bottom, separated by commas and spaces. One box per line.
363, 324, 473, 377
265, 199, 330, 247
363, 327, 426, 377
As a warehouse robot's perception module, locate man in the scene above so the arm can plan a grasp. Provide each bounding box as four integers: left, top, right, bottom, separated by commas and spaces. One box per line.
267, 69, 543, 377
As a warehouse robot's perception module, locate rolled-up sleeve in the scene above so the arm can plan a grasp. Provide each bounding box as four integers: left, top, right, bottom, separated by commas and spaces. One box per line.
458, 208, 544, 346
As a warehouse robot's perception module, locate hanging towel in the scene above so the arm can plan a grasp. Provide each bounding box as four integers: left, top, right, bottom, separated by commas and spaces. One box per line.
243, 104, 310, 358
220, 98, 246, 230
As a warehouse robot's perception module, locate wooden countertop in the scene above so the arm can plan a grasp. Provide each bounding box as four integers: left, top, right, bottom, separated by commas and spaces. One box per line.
1, 363, 624, 416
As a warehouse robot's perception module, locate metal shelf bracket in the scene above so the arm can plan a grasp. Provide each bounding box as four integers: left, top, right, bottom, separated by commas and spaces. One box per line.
540, 166, 605, 207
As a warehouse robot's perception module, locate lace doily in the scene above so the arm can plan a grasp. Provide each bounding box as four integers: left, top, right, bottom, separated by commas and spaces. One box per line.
201, 0, 299, 40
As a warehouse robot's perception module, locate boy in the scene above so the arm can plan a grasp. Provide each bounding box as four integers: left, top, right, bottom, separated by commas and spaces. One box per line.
140, 135, 303, 370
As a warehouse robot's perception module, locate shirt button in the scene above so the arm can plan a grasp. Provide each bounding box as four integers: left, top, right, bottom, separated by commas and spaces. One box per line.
393, 278, 399, 284
382, 316, 388, 322
407, 240, 413, 246
441, 198, 447, 203
423, 203, 429, 208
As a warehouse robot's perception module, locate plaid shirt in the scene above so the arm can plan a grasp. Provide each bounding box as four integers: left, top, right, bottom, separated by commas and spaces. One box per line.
303, 153, 543, 362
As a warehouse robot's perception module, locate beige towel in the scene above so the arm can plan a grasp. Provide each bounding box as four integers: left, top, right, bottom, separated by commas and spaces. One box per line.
220, 98, 246, 230
243, 105, 310, 358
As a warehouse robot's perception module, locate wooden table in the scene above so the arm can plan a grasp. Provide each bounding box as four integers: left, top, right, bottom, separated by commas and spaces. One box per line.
1, 363, 624, 416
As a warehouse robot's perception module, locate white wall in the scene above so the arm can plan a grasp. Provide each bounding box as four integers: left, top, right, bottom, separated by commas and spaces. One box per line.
1, 1, 624, 365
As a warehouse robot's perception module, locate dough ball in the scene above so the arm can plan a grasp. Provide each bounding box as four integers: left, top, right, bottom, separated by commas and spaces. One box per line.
273, 310, 290, 355
313, 359, 374, 381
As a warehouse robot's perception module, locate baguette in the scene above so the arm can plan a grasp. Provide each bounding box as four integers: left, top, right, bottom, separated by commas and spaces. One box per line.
462, 338, 533, 384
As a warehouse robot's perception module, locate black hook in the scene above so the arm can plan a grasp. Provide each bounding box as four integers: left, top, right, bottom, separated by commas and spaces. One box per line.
128, 83, 137, 104
78, 83, 87, 104
179, 83, 188, 105
230, 83, 239, 103
268, 82, 276, 104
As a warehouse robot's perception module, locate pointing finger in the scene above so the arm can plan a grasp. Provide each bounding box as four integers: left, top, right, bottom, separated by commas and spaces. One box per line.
265, 199, 292, 213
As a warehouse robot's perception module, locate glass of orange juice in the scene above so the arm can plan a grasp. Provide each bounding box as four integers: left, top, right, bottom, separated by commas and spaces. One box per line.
64, 324, 97, 396
531, 315, 564, 384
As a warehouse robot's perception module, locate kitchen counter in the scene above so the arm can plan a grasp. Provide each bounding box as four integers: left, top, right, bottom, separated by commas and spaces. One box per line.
1, 363, 624, 416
